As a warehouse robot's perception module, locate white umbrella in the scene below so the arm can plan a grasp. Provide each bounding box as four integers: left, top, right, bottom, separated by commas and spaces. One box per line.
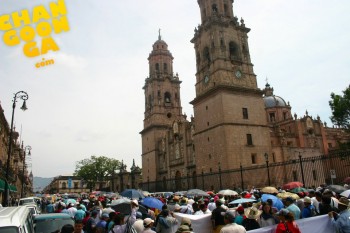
218, 189, 238, 196
110, 198, 131, 206
340, 189, 350, 198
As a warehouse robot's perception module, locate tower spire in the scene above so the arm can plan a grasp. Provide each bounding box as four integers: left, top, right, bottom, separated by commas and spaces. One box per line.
158, 28, 161, 40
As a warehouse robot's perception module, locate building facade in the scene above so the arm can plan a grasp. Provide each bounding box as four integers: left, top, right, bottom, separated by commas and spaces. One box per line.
141, 0, 350, 191
0, 103, 33, 204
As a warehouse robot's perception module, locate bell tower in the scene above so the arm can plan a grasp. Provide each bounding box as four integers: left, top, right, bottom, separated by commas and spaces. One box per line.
141, 32, 183, 184
191, 0, 271, 173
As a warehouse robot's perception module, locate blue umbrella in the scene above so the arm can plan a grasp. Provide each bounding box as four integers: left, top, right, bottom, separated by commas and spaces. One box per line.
142, 197, 164, 210
120, 189, 145, 199
229, 198, 256, 205
261, 194, 284, 210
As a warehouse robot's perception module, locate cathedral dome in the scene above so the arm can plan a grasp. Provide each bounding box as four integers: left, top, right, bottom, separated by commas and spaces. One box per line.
264, 95, 288, 108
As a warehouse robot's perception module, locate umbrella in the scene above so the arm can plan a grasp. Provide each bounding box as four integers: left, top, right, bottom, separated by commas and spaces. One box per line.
110, 198, 131, 206
218, 189, 238, 196
141, 197, 164, 210
344, 177, 350, 184
186, 189, 209, 196
229, 198, 256, 205
340, 190, 350, 198
207, 191, 215, 196
261, 187, 279, 194
277, 192, 300, 200
283, 182, 303, 190
120, 189, 145, 199
111, 202, 148, 215
290, 187, 308, 193
261, 194, 284, 210
326, 185, 347, 194
65, 199, 76, 205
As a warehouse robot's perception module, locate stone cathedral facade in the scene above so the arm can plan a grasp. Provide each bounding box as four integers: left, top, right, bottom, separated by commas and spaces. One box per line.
140, 0, 349, 191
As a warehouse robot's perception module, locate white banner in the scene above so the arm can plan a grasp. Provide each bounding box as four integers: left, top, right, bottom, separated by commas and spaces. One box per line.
174, 214, 335, 233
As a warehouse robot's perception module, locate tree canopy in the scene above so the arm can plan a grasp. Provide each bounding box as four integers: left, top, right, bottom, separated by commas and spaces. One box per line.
74, 155, 121, 191
329, 85, 350, 130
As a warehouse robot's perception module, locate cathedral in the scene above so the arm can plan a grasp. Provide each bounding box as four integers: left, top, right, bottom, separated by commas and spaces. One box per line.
140, 0, 349, 191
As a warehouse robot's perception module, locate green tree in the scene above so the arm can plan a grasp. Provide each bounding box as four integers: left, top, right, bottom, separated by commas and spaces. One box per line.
74, 156, 121, 191
329, 85, 350, 130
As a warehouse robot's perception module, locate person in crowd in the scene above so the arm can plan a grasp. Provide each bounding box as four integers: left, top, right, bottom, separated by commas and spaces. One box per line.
106, 211, 118, 232
67, 203, 78, 218
259, 202, 279, 227
275, 209, 301, 233
95, 213, 109, 233
242, 207, 260, 231
133, 212, 145, 233
60, 224, 74, 233
301, 197, 316, 218
196, 203, 211, 215
142, 218, 156, 233
283, 197, 301, 220
328, 197, 350, 233
74, 220, 84, 233
109, 213, 126, 233
74, 204, 86, 221
234, 206, 246, 225
220, 211, 246, 233
85, 210, 98, 233
211, 200, 227, 233
155, 209, 178, 233
46, 201, 55, 213
319, 196, 338, 215
175, 218, 194, 233
311, 191, 322, 214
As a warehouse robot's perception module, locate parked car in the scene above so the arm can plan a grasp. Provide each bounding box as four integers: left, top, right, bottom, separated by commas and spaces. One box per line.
34, 213, 74, 233
0, 206, 34, 233
25, 204, 41, 216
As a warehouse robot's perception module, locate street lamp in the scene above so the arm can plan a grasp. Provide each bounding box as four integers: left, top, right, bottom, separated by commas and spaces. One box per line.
264, 153, 271, 186
3, 91, 29, 207
21, 145, 31, 198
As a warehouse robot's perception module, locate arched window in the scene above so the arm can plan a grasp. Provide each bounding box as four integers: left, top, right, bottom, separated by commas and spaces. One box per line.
203, 47, 210, 63
155, 63, 159, 71
62, 182, 66, 189
229, 41, 239, 60
163, 63, 167, 72
164, 92, 171, 103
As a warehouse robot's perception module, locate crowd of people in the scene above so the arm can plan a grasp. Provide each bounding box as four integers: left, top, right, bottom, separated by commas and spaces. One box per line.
40, 184, 350, 233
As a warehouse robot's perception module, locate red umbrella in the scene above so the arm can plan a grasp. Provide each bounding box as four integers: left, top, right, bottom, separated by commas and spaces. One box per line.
283, 181, 303, 190
344, 177, 350, 184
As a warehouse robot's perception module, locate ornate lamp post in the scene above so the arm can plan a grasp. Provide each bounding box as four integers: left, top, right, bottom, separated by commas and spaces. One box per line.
264, 153, 271, 186
21, 145, 31, 198
3, 91, 28, 207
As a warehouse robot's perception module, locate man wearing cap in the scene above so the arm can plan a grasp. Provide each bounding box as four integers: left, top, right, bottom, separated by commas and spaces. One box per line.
284, 197, 301, 220
301, 197, 316, 218
328, 197, 350, 233
95, 213, 109, 232
220, 211, 246, 233
142, 218, 156, 233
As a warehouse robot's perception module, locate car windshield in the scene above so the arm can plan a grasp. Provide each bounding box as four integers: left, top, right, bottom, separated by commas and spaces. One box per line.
35, 219, 74, 233
0, 226, 19, 233
19, 199, 34, 205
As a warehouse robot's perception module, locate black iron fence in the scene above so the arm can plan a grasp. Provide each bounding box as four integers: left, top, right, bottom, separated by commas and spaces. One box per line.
141, 150, 350, 192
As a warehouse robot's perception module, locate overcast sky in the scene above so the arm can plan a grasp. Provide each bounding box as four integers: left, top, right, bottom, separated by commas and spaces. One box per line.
0, 0, 349, 178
